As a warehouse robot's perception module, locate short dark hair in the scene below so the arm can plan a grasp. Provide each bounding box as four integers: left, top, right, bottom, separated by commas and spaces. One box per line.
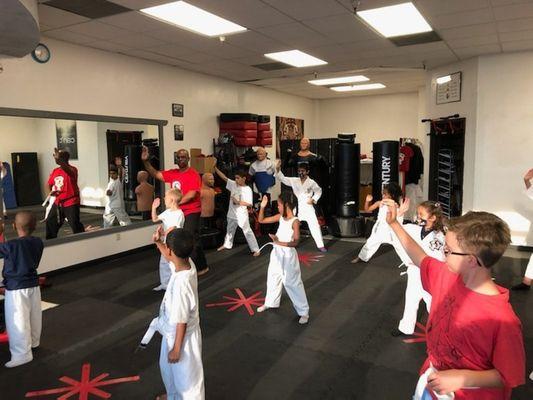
297, 162, 310, 172
233, 167, 248, 179
383, 182, 402, 204
166, 228, 194, 258
109, 165, 118, 173
58, 150, 70, 162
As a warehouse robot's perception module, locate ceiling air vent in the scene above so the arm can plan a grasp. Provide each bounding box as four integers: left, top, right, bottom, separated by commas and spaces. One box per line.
44, 0, 131, 19
252, 62, 292, 71
389, 31, 442, 47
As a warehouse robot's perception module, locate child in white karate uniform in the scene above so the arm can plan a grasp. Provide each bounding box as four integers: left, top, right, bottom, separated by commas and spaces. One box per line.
351, 182, 406, 264
0, 212, 43, 368
275, 161, 326, 252
103, 165, 131, 228
151, 227, 204, 400
152, 189, 185, 291
391, 201, 445, 336
214, 164, 260, 256
512, 168, 533, 291
257, 193, 310, 324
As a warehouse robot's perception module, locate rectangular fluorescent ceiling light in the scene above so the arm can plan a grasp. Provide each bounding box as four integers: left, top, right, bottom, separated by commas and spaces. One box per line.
308, 75, 369, 86
436, 75, 451, 85
357, 2, 432, 38
331, 83, 386, 92
141, 1, 246, 37
264, 50, 327, 68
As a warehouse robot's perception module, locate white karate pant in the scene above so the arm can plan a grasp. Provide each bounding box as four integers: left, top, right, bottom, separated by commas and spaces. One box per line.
159, 329, 205, 400
103, 208, 132, 228
264, 246, 309, 316
525, 253, 533, 280
5, 287, 42, 362
298, 204, 324, 249
223, 217, 259, 253
398, 265, 432, 334
159, 256, 174, 289
358, 222, 404, 262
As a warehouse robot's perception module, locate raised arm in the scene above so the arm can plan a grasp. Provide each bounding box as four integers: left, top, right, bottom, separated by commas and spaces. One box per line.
151, 198, 161, 223
384, 199, 426, 266
213, 165, 228, 182
524, 168, 533, 190
275, 160, 293, 186
141, 146, 164, 182
258, 195, 280, 224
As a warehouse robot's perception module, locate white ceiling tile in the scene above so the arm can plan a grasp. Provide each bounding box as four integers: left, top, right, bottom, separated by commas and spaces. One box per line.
493, 3, 533, 19
438, 23, 498, 40
490, 0, 533, 6
500, 29, 533, 41
65, 21, 134, 40
454, 43, 501, 58
189, 0, 294, 28
108, 0, 170, 10
222, 31, 287, 54
305, 44, 365, 63
257, 22, 335, 48
144, 43, 197, 58
302, 14, 377, 44
118, 48, 187, 66
261, 0, 348, 20
340, 38, 394, 52
446, 34, 499, 48
168, 51, 219, 64
402, 41, 450, 54
38, 4, 90, 29
110, 32, 168, 48
496, 16, 533, 31
501, 38, 533, 51
99, 11, 171, 32
430, 9, 494, 29
416, 0, 490, 16
86, 40, 133, 52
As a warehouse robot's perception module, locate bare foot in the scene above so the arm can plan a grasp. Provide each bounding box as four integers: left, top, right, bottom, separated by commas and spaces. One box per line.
217, 245, 227, 252
350, 257, 360, 264
252, 251, 260, 257
197, 267, 209, 276
155, 394, 167, 400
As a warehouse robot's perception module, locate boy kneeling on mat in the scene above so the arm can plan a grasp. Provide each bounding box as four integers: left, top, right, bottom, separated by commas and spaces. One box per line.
384, 199, 525, 400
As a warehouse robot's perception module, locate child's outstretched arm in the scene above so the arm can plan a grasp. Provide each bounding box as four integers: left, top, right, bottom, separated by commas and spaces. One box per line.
363, 194, 380, 212
213, 165, 228, 182
383, 199, 426, 266
258, 195, 280, 224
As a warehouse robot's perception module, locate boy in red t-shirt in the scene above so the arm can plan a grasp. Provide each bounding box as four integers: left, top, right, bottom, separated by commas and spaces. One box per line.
384, 199, 525, 400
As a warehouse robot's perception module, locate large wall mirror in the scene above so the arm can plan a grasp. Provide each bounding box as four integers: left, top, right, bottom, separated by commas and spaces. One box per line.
0, 108, 166, 243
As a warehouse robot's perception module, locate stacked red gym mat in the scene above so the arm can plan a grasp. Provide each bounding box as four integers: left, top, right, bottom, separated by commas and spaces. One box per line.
219, 114, 272, 147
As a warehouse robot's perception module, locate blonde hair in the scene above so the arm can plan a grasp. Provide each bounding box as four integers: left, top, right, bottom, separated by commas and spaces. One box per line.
165, 188, 183, 205
447, 211, 511, 267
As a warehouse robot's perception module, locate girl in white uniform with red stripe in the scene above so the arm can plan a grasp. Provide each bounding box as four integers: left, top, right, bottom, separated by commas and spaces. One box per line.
257, 193, 310, 324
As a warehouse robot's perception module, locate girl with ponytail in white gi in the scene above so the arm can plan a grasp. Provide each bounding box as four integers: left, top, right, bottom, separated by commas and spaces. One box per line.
391, 201, 445, 337
257, 193, 310, 324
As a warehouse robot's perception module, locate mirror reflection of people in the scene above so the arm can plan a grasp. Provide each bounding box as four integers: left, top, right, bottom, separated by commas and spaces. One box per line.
142, 147, 209, 276
45, 149, 84, 239
103, 165, 131, 228
0, 161, 7, 220
275, 160, 326, 252
135, 171, 154, 221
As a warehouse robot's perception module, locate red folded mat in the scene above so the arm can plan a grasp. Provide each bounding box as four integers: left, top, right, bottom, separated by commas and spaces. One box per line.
257, 123, 270, 131
258, 130, 272, 138
219, 129, 257, 138
234, 137, 257, 147
220, 121, 258, 130
257, 137, 272, 146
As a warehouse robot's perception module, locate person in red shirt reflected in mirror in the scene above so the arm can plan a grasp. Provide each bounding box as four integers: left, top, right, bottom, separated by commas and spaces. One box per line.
45, 148, 84, 239
384, 199, 525, 400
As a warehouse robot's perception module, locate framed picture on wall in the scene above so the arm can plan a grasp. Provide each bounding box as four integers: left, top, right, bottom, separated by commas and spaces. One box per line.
174, 124, 184, 141
275, 116, 304, 158
172, 103, 184, 117
436, 71, 461, 104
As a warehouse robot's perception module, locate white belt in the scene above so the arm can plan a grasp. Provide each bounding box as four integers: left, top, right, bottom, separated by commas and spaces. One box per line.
413, 364, 455, 400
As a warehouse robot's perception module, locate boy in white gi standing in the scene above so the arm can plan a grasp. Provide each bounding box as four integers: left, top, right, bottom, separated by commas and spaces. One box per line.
103, 165, 131, 228
275, 160, 326, 252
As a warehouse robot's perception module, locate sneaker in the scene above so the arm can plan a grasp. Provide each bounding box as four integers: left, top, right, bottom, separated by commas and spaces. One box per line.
5, 354, 33, 368
318, 247, 327, 253
152, 285, 166, 291
511, 282, 531, 291
298, 315, 309, 325
257, 305, 268, 313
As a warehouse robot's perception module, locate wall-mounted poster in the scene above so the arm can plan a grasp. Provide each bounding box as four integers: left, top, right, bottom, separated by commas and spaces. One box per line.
436, 71, 461, 104
276, 116, 304, 158
172, 103, 184, 117
55, 120, 78, 159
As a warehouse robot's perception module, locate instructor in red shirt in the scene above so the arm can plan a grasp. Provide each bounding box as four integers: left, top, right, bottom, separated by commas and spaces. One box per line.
45, 148, 84, 239
142, 147, 208, 275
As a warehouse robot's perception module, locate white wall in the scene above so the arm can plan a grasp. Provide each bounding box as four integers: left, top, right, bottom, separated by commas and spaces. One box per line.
0, 38, 316, 271
475, 52, 533, 245
316, 92, 420, 156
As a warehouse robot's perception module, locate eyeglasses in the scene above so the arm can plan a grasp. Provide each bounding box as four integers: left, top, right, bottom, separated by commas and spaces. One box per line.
443, 245, 482, 267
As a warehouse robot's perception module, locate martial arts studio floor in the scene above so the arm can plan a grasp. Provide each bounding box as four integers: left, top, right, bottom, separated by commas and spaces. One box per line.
1, 236, 531, 399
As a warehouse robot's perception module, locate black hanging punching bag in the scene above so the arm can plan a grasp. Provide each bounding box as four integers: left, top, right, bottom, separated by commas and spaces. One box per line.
372, 140, 399, 201
335, 135, 360, 217
124, 145, 142, 201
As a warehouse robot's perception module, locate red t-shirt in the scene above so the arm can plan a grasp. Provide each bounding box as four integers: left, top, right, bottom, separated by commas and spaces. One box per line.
161, 168, 201, 216
400, 145, 414, 172
47, 166, 80, 207
420, 257, 525, 400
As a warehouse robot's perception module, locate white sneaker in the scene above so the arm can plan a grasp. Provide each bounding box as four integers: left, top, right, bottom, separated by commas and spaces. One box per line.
5, 354, 33, 368
257, 305, 268, 313
298, 315, 309, 325
152, 285, 166, 291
